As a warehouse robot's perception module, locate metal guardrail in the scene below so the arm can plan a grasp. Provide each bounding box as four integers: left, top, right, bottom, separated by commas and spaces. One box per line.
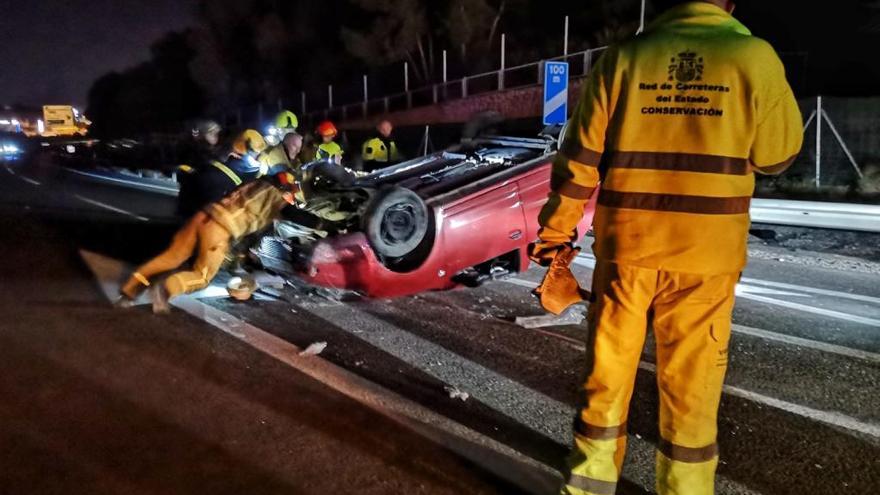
751, 199, 880, 233
307, 47, 609, 123
64, 167, 179, 196
67, 167, 880, 233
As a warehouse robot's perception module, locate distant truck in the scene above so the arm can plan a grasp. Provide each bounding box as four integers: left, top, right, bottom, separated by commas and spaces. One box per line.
39, 105, 90, 137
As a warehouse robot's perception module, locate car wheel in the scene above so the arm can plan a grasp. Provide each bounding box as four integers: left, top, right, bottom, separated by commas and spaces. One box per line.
362, 187, 429, 260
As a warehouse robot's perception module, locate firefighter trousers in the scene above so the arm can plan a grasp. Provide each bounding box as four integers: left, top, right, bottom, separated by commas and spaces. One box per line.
563, 261, 738, 495
121, 212, 231, 300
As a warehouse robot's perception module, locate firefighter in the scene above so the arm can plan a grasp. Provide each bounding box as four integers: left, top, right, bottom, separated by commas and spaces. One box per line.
529, 1, 803, 494
263, 109, 299, 147
178, 129, 268, 217
118, 170, 301, 311
259, 112, 301, 176
361, 119, 401, 172
176, 120, 223, 216
315, 120, 344, 162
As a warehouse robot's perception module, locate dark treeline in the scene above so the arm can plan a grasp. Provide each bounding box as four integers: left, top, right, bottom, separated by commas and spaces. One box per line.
86, 0, 880, 138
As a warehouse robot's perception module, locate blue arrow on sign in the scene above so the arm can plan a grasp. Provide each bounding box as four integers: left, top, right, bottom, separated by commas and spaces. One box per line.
543, 61, 570, 125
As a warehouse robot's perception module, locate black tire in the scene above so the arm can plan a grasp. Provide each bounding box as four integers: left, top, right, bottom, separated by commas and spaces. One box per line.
362, 187, 429, 260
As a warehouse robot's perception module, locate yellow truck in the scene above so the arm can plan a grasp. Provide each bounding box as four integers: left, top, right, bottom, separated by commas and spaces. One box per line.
39, 105, 90, 137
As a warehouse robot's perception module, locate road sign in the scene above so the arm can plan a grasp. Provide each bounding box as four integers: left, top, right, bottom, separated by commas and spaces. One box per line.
543, 61, 569, 125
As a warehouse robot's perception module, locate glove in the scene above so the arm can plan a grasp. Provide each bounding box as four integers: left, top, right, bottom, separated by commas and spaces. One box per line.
533, 244, 591, 315
528, 240, 566, 267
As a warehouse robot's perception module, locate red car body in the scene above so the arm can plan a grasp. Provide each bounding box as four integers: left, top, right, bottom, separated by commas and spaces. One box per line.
285, 153, 598, 298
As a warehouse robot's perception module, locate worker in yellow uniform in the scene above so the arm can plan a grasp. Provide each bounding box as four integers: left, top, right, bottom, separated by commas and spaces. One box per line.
118, 168, 302, 312
361, 119, 401, 172
315, 120, 344, 162
259, 110, 300, 175
529, 1, 803, 494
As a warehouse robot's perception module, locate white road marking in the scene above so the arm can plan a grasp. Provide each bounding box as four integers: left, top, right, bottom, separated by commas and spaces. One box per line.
79, 251, 850, 493
732, 324, 880, 364
502, 277, 880, 362
77, 250, 562, 494
74, 195, 150, 222
639, 361, 880, 439
741, 277, 880, 305
299, 300, 575, 444
19, 176, 41, 186
574, 254, 880, 327
735, 291, 880, 327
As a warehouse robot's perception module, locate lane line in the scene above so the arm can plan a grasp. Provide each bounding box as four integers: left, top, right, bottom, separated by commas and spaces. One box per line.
501, 278, 880, 362
171, 298, 563, 494
19, 176, 41, 186
735, 292, 880, 328
74, 195, 150, 222
740, 277, 880, 305
573, 255, 880, 327
641, 361, 880, 439
299, 300, 575, 444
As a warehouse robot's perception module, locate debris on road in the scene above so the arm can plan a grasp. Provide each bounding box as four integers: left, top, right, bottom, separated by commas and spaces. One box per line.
515, 306, 587, 329
299, 342, 328, 357
444, 386, 470, 402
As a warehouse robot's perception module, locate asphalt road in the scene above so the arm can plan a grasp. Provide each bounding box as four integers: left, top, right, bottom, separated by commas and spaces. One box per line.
1, 152, 878, 494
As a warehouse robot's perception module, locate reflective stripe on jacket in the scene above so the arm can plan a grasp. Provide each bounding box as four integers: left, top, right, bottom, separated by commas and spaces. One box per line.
538, 2, 803, 275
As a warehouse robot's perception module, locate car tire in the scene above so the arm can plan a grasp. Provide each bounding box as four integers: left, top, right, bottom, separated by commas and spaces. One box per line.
362, 187, 429, 261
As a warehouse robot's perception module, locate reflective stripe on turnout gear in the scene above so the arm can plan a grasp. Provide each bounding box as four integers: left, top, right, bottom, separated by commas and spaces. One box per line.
210, 160, 242, 186
659, 440, 719, 463
567, 474, 617, 495
575, 418, 626, 440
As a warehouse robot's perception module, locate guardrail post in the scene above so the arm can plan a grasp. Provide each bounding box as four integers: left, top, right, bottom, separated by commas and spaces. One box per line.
301, 91, 307, 115
384, 97, 389, 114
328, 85, 333, 109
462, 77, 468, 98
584, 50, 593, 77
432, 84, 439, 104
564, 16, 569, 57
537, 60, 544, 85
363, 74, 369, 118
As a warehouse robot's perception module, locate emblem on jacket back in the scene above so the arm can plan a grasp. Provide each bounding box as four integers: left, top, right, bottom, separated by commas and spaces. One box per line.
669, 51, 704, 82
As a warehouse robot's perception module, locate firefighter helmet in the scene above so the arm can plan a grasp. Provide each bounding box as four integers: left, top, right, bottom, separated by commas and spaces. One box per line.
316, 120, 338, 138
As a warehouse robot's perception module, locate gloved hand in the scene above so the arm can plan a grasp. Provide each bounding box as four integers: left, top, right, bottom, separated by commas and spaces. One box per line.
528, 240, 567, 267
533, 244, 591, 315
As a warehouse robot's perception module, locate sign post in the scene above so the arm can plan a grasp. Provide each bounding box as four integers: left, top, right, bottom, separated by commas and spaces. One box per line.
543, 61, 569, 125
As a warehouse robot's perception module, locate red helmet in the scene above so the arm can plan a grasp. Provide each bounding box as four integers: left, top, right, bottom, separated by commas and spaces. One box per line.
316, 120, 338, 138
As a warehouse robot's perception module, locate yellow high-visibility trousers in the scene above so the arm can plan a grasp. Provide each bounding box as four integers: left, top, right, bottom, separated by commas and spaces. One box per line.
563, 261, 737, 495
121, 212, 231, 300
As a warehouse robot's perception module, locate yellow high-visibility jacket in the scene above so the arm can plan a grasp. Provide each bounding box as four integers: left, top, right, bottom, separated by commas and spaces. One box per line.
362, 136, 400, 163
538, 2, 803, 275
316, 141, 344, 161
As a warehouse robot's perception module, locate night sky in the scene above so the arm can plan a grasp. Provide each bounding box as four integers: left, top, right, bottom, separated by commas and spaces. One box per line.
0, 0, 877, 108
0, 0, 195, 107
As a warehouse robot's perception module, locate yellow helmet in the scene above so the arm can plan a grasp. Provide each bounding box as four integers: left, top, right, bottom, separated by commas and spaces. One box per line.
233, 129, 267, 156
274, 110, 299, 131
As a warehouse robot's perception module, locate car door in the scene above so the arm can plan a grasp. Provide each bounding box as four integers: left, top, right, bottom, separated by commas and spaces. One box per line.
439, 181, 526, 272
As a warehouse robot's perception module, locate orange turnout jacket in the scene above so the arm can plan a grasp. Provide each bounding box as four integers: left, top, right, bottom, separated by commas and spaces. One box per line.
538, 1, 803, 275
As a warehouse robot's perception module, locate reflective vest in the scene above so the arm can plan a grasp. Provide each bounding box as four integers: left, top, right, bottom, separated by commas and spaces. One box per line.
362, 135, 400, 163
538, 2, 803, 275
316, 141, 344, 161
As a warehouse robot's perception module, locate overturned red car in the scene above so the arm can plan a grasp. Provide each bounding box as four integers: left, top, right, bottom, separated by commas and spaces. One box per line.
253, 133, 598, 298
